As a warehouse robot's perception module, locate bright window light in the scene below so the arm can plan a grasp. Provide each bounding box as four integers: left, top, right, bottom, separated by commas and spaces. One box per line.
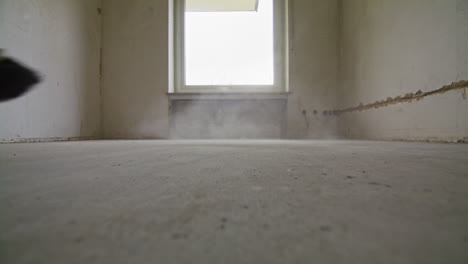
185, 0, 274, 85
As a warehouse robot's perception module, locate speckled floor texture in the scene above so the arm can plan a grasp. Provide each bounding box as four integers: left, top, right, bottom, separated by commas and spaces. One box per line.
1, 140, 467, 263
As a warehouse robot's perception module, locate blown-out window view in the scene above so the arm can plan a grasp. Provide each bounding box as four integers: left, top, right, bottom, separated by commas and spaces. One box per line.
184, 0, 274, 85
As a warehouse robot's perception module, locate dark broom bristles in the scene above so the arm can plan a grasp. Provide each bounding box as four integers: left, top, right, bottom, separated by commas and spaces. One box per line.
0, 57, 41, 102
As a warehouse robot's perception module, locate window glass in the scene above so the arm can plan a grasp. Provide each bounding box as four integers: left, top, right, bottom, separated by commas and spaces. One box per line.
185, 0, 274, 85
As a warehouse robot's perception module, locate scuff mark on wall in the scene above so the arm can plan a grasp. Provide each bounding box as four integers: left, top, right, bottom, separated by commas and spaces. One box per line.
301, 110, 310, 129
336, 80, 468, 115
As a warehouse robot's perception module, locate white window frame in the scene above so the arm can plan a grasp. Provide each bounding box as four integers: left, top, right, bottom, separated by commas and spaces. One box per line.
173, 0, 288, 94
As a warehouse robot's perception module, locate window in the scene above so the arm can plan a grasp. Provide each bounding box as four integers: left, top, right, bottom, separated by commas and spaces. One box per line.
173, 0, 288, 93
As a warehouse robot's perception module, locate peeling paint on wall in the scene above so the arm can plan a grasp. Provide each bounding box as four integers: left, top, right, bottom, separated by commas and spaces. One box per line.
336, 80, 468, 115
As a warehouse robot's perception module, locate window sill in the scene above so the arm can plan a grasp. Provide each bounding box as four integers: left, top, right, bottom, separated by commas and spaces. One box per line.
167, 92, 290, 101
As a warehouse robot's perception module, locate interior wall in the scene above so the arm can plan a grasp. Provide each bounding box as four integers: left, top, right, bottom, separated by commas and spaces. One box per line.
287, 0, 339, 139
0, 0, 102, 142
101, 0, 170, 139
4, 0, 465, 142
338, 0, 468, 142
101, 0, 339, 139
170, 99, 287, 139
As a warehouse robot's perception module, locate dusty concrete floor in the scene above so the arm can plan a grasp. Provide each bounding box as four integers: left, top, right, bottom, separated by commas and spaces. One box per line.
0, 140, 467, 263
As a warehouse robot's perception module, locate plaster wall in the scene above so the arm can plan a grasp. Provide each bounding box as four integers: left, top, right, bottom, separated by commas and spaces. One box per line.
0, 0, 102, 142
101, 0, 339, 139
338, 0, 468, 141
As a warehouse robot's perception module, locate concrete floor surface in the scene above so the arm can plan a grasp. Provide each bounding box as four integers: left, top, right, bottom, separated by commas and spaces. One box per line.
0, 140, 467, 263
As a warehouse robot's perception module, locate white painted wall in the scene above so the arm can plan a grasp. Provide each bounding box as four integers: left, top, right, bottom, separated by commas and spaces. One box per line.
338, 0, 468, 141
0, 0, 102, 142
101, 0, 339, 139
